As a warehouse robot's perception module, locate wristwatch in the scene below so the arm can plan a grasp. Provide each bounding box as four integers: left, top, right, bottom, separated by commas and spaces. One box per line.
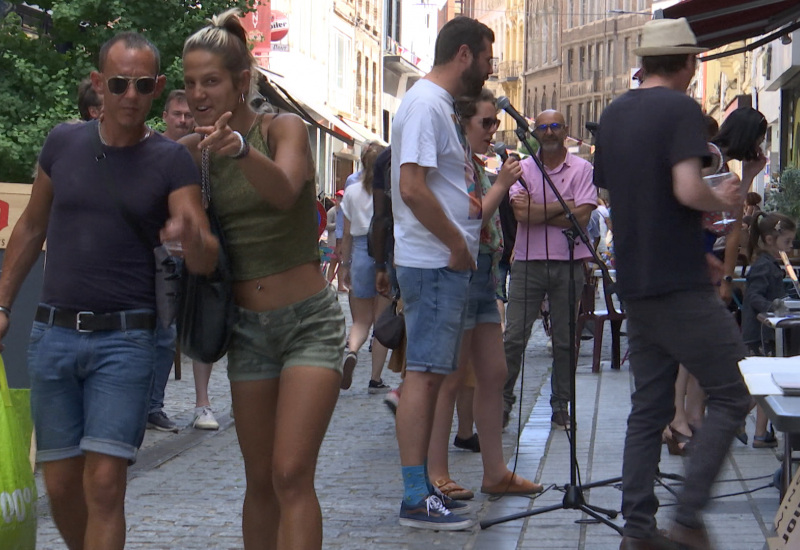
723, 275, 733, 283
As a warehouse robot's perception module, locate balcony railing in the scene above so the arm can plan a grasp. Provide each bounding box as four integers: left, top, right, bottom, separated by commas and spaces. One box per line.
498, 60, 522, 81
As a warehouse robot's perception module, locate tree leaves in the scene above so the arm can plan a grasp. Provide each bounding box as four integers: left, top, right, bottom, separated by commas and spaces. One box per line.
0, 0, 253, 183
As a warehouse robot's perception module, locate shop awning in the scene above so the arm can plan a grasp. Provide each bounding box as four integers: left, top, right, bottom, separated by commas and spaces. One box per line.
338, 117, 388, 146
256, 68, 354, 146
661, 0, 800, 51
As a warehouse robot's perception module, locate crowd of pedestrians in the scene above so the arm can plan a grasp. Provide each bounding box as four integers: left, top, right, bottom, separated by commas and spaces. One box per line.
4, 10, 798, 550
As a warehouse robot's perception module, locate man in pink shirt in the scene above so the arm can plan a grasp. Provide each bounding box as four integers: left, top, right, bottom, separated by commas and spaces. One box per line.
502, 109, 596, 430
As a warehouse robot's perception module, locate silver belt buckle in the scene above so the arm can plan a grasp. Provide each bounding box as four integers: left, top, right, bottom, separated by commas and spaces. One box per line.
76, 311, 94, 332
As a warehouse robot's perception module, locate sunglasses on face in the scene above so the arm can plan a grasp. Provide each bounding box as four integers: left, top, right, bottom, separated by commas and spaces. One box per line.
480, 117, 500, 130
106, 75, 157, 95
534, 122, 564, 133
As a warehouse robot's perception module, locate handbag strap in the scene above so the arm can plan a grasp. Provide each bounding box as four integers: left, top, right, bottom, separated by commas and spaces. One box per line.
90, 120, 155, 250
0, 355, 11, 407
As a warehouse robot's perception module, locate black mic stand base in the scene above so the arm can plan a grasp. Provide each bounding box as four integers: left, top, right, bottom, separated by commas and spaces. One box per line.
480, 479, 623, 532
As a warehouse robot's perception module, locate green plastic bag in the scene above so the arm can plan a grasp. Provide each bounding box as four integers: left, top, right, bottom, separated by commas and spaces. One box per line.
0, 355, 37, 550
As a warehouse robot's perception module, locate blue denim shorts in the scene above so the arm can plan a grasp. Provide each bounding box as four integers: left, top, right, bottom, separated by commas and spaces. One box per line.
28, 311, 157, 464
396, 266, 470, 375
465, 253, 501, 330
227, 285, 346, 382
350, 235, 378, 299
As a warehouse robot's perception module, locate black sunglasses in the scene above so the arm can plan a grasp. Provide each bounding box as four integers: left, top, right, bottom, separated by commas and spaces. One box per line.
534, 122, 564, 132
480, 117, 500, 130
106, 75, 157, 95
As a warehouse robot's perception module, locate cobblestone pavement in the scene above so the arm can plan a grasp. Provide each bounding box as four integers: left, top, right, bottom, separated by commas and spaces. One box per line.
33, 289, 780, 549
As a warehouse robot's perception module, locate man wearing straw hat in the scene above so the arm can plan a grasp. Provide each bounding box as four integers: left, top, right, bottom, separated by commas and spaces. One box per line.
593, 18, 750, 550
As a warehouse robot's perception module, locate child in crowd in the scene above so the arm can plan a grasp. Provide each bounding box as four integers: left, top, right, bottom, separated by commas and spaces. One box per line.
742, 212, 798, 448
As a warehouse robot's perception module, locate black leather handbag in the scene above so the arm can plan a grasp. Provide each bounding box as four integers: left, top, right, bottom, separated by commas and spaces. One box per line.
373, 296, 405, 350
176, 148, 238, 362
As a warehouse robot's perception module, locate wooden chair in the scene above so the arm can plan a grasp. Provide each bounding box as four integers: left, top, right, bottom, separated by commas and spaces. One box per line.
576, 272, 626, 373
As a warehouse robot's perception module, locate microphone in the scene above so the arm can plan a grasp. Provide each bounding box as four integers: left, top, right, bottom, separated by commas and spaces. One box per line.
496, 96, 531, 133
492, 142, 528, 191
585, 122, 599, 136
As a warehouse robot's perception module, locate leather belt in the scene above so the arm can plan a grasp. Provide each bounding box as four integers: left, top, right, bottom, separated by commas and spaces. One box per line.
35, 305, 156, 332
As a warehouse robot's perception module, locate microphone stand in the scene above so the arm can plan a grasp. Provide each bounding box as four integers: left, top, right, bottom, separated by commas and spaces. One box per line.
481, 123, 622, 534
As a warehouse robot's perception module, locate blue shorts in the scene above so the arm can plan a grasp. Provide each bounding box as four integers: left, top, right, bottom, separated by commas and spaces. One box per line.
28, 312, 157, 464
350, 235, 378, 299
465, 253, 501, 330
396, 266, 470, 375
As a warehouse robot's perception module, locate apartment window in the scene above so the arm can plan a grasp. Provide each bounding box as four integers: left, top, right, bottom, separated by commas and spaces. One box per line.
578, 103, 584, 137
542, 20, 549, 65
365, 55, 370, 116
580, 0, 587, 26
579, 46, 586, 81
623, 37, 630, 70
372, 61, 377, 120
541, 92, 547, 113
567, 49, 574, 82
332, 32, 351, 101
552, 7, 559, 62
566, 104, 573, 130
356, 52, 362, 108
607, 39, 614, 74
552, 91, 557, 112
567, 0, 573, 29
588, 45, 593, 72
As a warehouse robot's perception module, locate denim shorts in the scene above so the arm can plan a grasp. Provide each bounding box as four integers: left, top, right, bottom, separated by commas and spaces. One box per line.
28, 311, 157, 464
227, 285, 346, 381
350, 235, 378, 299
396, 265, 470, 375
465, 253, 501, 331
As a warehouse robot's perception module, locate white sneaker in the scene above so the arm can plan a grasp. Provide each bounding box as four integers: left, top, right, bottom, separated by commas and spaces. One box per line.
192, 406, 219, 430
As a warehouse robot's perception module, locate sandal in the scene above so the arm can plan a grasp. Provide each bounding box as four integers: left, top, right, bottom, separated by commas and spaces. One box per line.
754, 426, 778, 449
480, 471, 543, 496
434, 478, 474, 501
665, 424, 692, 456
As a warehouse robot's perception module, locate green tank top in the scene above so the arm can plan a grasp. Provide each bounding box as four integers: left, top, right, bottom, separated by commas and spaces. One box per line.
209, 115, 320, 281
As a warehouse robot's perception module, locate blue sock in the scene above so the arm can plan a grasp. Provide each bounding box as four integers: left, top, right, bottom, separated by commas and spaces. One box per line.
402, 465, 429, 505
423, 459, 434, 494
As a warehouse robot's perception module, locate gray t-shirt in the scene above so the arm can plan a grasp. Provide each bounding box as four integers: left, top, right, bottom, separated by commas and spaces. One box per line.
37, 121, 198, 312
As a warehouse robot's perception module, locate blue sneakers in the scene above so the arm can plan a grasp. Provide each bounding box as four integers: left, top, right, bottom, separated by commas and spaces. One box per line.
432, 484, 471, 512
398, 495, 473, 530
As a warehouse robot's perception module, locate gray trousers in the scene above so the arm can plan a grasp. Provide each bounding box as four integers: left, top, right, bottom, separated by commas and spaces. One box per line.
503, 260, 584, 414
621, 289, 750, 538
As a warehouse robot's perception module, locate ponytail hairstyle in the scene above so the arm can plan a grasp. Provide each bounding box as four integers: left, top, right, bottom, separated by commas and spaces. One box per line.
360, 141, 386, 195
183, 9, 256, 98
748, 211, 796, 259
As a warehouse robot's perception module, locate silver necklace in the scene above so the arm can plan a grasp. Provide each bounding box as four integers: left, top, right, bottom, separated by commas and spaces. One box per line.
98, 121, 151, 146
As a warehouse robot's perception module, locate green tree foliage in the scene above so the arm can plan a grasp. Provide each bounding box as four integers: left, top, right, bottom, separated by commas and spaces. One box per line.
766, 167, 800, 238
0, 0, 252, 183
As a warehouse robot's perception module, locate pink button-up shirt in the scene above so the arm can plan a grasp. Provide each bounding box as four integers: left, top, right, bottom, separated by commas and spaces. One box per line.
510, 152, 596, 261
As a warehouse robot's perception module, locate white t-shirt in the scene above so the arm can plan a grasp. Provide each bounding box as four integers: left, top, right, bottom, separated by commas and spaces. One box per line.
340, 179, 373, 237
391, 79, 482, 269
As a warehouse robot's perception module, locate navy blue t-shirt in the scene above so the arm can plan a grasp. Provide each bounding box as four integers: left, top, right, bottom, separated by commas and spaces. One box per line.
37, 121, 199, 312
593, 87, 711, 300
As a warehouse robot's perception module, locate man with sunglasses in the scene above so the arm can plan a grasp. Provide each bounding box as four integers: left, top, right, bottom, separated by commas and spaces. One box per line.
502, 109, 596, 431
0, 32, 218, 549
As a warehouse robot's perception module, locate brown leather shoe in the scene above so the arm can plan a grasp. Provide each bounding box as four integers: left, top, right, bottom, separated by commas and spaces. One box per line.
669, 523, 712, 549
619, 534, 679, 550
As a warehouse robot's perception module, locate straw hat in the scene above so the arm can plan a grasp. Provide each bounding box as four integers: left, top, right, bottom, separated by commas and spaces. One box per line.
633, 18, 708, 57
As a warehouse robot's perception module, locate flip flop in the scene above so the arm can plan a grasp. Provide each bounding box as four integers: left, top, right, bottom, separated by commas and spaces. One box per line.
434, 478, 474, 500
480, 471, 543, 496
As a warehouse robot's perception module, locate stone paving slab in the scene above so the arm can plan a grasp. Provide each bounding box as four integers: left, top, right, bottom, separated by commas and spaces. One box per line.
33, 290, 782, 549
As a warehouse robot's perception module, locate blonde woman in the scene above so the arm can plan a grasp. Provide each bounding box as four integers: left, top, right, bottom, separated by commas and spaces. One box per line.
181, 11, 346, 548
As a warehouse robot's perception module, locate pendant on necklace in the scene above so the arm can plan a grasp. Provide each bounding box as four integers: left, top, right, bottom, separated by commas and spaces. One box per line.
256, 280, 263, 291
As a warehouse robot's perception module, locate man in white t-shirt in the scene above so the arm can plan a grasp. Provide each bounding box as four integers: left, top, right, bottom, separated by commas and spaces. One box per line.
390, 16, 495, 531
